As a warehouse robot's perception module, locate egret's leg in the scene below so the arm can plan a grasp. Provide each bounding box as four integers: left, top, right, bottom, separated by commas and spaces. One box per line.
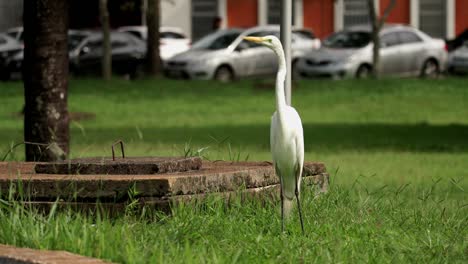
279, 176, 285, 233
276, 164, 285, 233
295, 174, 304, 234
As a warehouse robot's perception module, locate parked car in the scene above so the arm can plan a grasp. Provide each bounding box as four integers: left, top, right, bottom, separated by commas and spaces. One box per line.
448, 41, 468, 74
0, 33, 23, 80
296, 24, 448, 79
68, 31, 146, 77
118, 25, 190, 60
164, 25, 317, 81
5, 27, 23, 42
446, 28, 468, 52
6, 31, 145, 79
292, 28, 321, 50
6, 30, 90, 79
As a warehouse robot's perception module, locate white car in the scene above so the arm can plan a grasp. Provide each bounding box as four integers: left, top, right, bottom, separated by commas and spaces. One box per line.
164, 25, 318, 81
448, 41, 468, 74
296, 24, 447, 79
118, 26, 191, 60
5, 27, 23, 42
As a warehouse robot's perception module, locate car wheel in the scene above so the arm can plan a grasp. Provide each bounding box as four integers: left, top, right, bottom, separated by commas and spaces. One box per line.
420, 59, 439, 78
214, 66, 234, 82
356, 64, 371, 79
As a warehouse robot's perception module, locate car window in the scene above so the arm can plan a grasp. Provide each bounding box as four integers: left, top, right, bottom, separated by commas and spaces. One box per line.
83, 40, 103, 54
0, 36, 6, 45
6, 32, 17, 39
323, 31, 371, 48
111, 40, 127, 49
381, 32, 400, 47
241, 31, 278, 48
68, 34, 87, 51
398, 31, 422, 44
125, 30, 143, 39
294, 30, 316, 39
192, 31, 241, 50
160, 31, 185, 39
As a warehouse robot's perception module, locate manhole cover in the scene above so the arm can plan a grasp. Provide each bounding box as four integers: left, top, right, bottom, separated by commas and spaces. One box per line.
34, 157, 202, 175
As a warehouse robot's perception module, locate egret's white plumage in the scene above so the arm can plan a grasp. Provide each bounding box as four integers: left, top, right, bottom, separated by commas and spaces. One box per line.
243, 35, 305, 233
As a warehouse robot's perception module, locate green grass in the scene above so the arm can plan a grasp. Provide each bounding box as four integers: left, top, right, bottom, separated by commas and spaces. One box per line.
0, 78, 467, 263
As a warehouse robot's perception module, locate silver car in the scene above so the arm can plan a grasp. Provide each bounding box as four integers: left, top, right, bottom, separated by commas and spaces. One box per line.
296, 24, 447, 79
164, 25, 317, 81
0, 33, 23, 80
448, 41, 468, 74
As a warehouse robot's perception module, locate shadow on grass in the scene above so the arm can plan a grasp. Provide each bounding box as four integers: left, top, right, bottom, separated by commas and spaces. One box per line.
4, 122, 467, 153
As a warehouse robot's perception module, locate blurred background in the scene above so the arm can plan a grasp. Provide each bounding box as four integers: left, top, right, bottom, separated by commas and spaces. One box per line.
1, 0, 467, 81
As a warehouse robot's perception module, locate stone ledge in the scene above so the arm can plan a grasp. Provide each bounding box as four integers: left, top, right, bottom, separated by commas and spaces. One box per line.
0, 244, 110, 264
19, 173, 329, 214
0, 161, 329, 213
0, 161, 327, 199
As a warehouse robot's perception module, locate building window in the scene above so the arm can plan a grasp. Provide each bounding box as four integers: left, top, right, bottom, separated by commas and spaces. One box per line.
192, 0, 219, 41
343, 0, 370, 28
419, 0, 446, 38
267, 0, 295, 25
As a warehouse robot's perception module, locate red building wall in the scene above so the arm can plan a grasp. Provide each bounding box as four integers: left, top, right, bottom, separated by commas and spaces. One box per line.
456, 0, 468, 35
227, 0, 258, 28
379, 0, 410, 24
303, 0, 334, 39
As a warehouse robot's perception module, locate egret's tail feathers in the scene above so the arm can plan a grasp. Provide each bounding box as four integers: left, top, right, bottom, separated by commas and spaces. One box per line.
282, 198, 294, 218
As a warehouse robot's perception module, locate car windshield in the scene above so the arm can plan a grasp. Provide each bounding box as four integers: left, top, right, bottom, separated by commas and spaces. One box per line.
68, 34, 87, 50
191, 30, 241, 50
323, 31, 371, 48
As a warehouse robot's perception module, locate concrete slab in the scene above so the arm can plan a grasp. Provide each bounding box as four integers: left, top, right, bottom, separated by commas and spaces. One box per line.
0, 160, 329, 212
0, 244, 111, 264
34, 157, 202, 175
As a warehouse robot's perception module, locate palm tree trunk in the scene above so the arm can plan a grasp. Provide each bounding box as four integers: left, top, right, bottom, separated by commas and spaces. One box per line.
23, 0, 70, 161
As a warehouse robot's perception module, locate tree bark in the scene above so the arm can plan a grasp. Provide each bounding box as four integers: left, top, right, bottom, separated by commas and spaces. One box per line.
146, 0, 162, 76
23, 0, 70, 161
368, 0, 380, 78
100, 0, 112, 80
367, 0, 396, 79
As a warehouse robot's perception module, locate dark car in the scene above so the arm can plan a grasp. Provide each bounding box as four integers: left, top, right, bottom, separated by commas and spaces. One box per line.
7, 31, 146, 79
6, 30, 90, 80
0, 33, 22, 80
446, 29, 468, 52
69, 31, 146, 77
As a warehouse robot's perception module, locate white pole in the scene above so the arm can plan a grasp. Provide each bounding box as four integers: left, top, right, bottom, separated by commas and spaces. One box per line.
410, 0, 419, 29
258, 0, 267, 26
218, 0, 227, 29
334, 0, 344, 31
280, 0, 292, 106
446, 0, 455, 39
294, 0, 303, 28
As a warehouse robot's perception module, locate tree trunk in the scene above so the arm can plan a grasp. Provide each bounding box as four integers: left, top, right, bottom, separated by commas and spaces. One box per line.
367, 0, 380, 78
23, 0, 70, 161
146, 0, 162, 76
367, 0, 396, 79
100, 0, 111, 80
141, 0, 147, 26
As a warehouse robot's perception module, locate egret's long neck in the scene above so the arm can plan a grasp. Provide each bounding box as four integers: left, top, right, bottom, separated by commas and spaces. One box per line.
274, 45, 287, 117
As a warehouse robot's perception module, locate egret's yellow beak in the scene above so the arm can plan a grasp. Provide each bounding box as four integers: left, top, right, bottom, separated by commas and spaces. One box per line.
243, 36, 264, 43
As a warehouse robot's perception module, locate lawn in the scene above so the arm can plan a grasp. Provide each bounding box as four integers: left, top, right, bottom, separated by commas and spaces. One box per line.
0, 78, 467, 263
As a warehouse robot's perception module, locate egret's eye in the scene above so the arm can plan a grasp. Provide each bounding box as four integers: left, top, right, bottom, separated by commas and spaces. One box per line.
267, 39, 273, 43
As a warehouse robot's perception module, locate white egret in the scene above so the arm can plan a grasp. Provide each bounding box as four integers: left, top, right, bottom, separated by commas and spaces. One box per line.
243, 35, 305, 233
